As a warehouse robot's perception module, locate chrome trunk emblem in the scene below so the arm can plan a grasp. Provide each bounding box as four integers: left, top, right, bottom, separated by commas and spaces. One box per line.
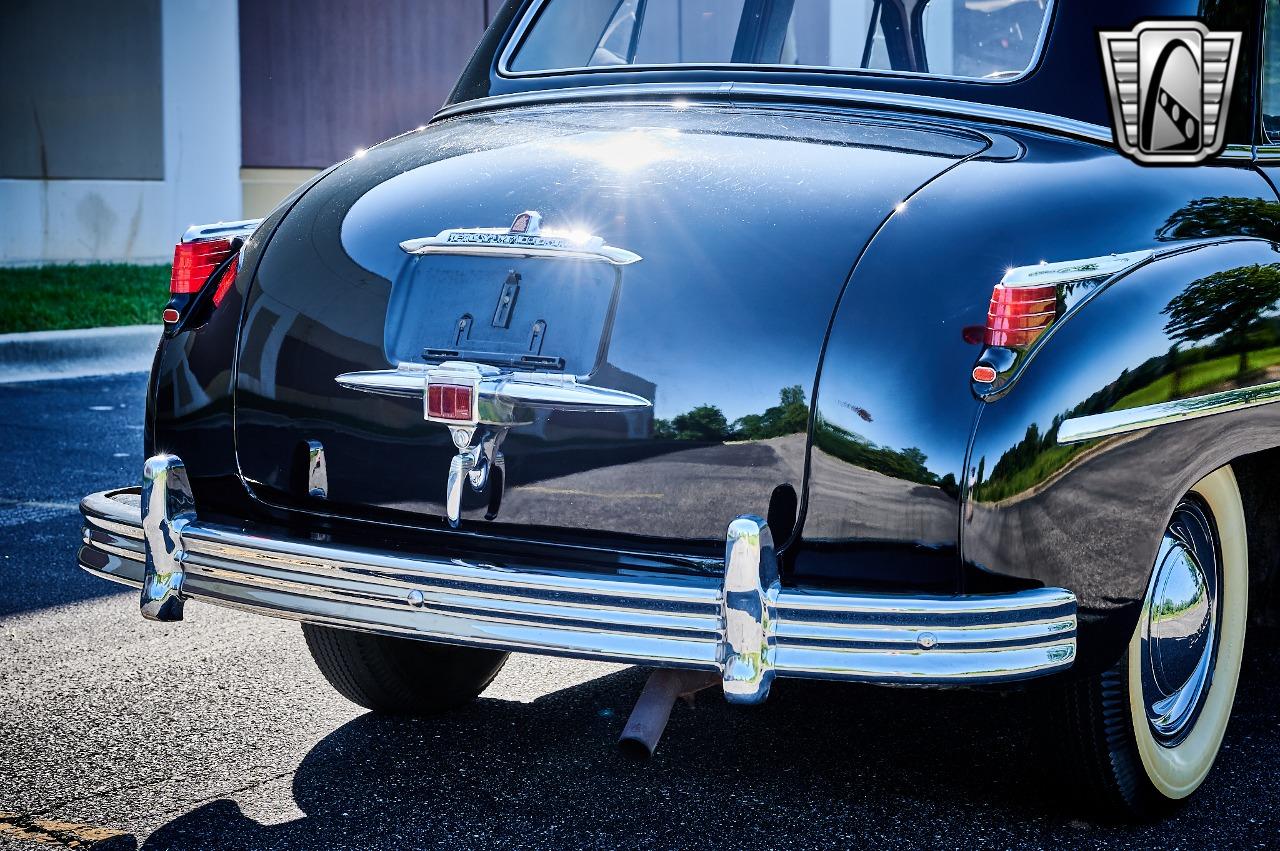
336, 361, 651, 526
399, 210, 641, 266
509, 210, 540, 234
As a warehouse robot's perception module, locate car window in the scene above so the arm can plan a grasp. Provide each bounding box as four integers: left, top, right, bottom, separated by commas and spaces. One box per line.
1266, 0, 1280, 143
506, 0, 1054, 82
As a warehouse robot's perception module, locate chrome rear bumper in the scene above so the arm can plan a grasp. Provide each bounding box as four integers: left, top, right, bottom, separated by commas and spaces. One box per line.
79, 456, 1078, 703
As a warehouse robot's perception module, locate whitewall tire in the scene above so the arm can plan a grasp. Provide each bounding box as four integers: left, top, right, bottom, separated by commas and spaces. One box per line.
1127, 466, 1248, 800
1060, 464, 1248, 819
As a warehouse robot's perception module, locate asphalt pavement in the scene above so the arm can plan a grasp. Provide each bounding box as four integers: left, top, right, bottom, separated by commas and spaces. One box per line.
1, 373, 1277, 849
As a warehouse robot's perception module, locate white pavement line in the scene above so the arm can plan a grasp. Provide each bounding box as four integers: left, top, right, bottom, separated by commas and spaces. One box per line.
0, 811, 129, 848
0, 498, 80, 529
0, 498, 80, 511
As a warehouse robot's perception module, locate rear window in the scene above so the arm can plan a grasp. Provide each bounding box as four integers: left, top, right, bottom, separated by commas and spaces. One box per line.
506, 0, 1054, 82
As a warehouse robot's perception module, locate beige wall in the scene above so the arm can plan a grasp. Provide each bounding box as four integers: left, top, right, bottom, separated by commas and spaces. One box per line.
241, 167, 320, 219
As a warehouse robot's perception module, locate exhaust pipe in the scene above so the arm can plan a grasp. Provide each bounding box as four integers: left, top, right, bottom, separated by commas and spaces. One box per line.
618, 668, 719, 759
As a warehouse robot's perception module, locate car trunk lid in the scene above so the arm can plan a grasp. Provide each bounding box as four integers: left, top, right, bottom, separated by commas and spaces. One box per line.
232, 103, 986, 554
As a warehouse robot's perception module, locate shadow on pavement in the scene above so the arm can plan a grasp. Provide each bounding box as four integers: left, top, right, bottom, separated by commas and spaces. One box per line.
0, 513, 136, 619
136, 626, 1280, 849
138, 665, 1076, 849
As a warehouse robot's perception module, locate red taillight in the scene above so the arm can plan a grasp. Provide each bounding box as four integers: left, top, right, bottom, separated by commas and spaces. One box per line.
211, 255, 239, 307
171, 238, 235, 295
985, 283, 1057, 348
971, 365, 998, 383
427, 383, 474, 421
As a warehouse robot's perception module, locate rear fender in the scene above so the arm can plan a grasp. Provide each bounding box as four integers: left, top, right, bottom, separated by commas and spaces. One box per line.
965, 237, 1280, 673
147, 168, 336, 515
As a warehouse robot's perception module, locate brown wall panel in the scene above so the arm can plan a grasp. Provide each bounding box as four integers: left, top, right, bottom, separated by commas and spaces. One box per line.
240, 0, 493, 169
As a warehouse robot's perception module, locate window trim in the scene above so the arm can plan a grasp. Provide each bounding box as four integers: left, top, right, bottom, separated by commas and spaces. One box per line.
1262, 0, 1280, 146
497, 0, 1059, 86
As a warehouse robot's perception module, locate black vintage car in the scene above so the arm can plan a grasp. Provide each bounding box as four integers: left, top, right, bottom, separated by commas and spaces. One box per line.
79, 0, 1280, 819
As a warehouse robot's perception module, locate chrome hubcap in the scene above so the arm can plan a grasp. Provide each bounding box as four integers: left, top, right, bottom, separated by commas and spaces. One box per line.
1140, 497, 1221, 747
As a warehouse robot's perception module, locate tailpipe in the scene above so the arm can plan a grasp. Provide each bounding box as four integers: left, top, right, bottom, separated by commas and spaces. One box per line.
617, 668, 719, 759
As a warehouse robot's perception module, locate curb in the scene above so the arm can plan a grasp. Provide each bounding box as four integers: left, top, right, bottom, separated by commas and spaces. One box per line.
0, 325, 162, 384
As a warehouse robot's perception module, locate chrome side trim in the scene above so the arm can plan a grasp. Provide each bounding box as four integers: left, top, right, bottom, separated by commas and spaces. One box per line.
1057, 380, 1280, 444
81, 474, 1079, 691
333, 366, 424, 398
181, 219, 262, 245
1001, 249, 1153, 288
434, 82, 1115, 145
975, 239, 1264, 402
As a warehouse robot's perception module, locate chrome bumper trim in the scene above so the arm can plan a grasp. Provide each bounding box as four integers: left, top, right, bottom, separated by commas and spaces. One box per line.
80, 472, 1077, 698
138, 455, 194, 621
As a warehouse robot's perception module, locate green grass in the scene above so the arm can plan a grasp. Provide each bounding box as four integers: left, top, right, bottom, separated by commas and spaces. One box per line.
1114, 346, 1280, 409
0, 264, 171, 334
976, 442, 1082, 504
978, 346, 1280, 503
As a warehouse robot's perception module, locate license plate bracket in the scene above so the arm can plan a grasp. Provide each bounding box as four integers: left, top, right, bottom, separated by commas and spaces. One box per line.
384, 254, 620, 376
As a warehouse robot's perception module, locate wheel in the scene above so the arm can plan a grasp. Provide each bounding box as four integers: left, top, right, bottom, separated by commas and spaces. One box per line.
302, 623, 508, 715
1059, 465, 1248, 820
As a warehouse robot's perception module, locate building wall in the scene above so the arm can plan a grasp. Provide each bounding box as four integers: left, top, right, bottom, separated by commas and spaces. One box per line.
0, 0, 498, 261
0, 0, 165, 181
237, 0, 495, 217
0, 0, 243, 265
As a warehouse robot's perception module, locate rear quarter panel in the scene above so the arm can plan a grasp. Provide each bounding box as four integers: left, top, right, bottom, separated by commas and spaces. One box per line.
966, 236, 1280, 674
800, 129, 1272, 597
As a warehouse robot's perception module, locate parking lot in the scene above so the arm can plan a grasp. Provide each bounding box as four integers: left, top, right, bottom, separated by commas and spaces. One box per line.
1, 373, 1278, 849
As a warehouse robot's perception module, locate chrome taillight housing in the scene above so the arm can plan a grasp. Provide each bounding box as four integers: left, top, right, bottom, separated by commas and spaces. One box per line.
164, 219, 261, 327
970, 250, 1155, 389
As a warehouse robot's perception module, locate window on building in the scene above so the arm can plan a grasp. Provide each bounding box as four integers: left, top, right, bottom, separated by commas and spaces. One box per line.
0, 0, 164, 180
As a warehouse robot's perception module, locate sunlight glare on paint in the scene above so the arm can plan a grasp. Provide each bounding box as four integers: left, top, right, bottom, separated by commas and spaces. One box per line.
548, 129, 679, 173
